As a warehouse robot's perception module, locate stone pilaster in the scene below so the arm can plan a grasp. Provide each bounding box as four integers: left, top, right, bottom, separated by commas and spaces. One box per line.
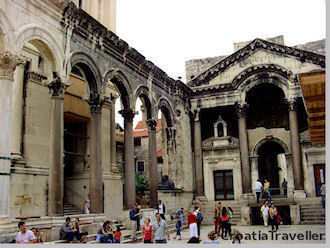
236, 103, 252, 194
47, 74, 66, 216
147, 119, 158, 208
89, 97, 104, 213
119, 108, 136, 208
10, 59, 26, 160
288, 99, 304, 192
193, 109, 204, 196
110, 94, 119, 173
0, 52, 21, 218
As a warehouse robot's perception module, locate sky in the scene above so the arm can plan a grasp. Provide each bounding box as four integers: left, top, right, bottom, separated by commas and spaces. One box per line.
115, 0, 326, 127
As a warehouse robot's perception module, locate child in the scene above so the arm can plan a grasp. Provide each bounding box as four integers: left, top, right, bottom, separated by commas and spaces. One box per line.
203, 231, 220, 244
142, 218, 153, 243
113, 226, 121, 243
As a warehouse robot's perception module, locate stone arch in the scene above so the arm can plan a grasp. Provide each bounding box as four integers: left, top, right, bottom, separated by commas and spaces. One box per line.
157, 97, 175, 127
15, 24, 63, 73
234, 64, 292, 103
0, 9, 15, 51
253, 137, 289, 156
134, 85, 155, 120
104, 69, 133, 110
70, 52, 102, 99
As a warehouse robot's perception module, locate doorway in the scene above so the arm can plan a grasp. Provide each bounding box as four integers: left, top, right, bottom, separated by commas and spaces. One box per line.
213, 170, 234, 200
314, 164, 325, 196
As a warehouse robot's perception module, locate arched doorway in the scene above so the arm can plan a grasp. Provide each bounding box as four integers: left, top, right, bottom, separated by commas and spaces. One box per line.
257, 140, 286, 194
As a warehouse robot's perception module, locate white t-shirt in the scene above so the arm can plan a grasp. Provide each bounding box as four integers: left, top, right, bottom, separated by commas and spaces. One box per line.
262, 206, 269, 217
255, 181, 263, 192
158, 204, 165, 214
16, 230, 36, 244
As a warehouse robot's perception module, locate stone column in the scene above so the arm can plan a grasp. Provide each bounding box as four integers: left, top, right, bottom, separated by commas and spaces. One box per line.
110, 95, 118, 172
47, 75, 66, 216
120, 109, 136, 208
89, 98, 104, 213
288, 99, 304, 192
237, 104, 252, 194
147, 119, 158, 208
0, 52, 21, 218
10, 59, 26, 160
194, 109, 204, 196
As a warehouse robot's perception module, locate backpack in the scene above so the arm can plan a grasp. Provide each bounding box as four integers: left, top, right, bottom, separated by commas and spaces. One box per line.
196, 212, 203, 222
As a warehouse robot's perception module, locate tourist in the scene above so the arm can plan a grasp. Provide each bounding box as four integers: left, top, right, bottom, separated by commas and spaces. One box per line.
158, 200, 166, 220
263, 179, 271, 201
153, 212, 169, 243
220, 207, 230, 239
31, 227, 43, 243
72, 217, 88, 242
187, 207, 198, 239
227, 207, 233, 236
59, 217, 74, 242
129, 204, 138, 241
136, 204, 141, 231
255, 179, 263, 203
16, 221, 36, 244
97, 220, 114, 243
83, 194, 91, 214
174, 208, 185, 240
142, 217, 153, 243
282, 178, 288, 196
214, 202, 222, 236
113, 226, 122, 243
196, 206, 204, 239
320, 183, 326, 208
203, 231, 220, 244
261, 201, 269, 227
269, 204, 281, 231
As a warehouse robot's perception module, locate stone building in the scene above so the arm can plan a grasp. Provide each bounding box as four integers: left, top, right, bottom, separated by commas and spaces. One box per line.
0, 0, 326, 242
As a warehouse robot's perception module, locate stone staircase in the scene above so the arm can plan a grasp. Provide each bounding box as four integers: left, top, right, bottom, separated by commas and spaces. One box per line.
300, 202, 325, 225
63, 203, 82, 216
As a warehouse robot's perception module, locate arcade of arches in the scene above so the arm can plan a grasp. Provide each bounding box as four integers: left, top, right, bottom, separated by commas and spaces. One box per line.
0, 1, 326, 230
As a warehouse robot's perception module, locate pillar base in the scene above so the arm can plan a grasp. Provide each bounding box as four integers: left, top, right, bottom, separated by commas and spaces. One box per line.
290, 205, 300, 224
293, 190, 306, 200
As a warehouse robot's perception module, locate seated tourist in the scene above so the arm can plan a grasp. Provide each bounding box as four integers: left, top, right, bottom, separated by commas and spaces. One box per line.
31, 227, 43, 243
59, 217, 74, 242
97, 221, 114, 243
15, 221, 37, 244
72, 217, 88, 242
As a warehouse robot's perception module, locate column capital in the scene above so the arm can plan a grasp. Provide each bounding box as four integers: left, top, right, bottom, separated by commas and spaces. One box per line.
146, 119, 157, 131
0, 51, 23, 80
119, 108, 135, 122
287, 98, 299, 112
89, 95, 104, 114
235, 103, 249, 118
48, 73, 66, 98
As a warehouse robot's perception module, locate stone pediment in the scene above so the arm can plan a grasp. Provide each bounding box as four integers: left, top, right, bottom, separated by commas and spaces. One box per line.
188, 38, 325, 88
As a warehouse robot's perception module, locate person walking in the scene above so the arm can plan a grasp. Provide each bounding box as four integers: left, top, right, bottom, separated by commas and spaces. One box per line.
158, 200, 166, 220
136, 204, 141, 231
214, 202, 222, 237
255, 179, 263, 203
187, 207, 198, 239
320, 183, 326, 208
269, 204, 280, 231
174, 208, 184, 240
261, 201, 269, 227
227, 207, 233, 236
16, 221, 36, 244
153, 213, 170, 243
142, 217, 153, 243
129, 204, 138, 241
196, 207, 204, 239
220, 207, 230, 239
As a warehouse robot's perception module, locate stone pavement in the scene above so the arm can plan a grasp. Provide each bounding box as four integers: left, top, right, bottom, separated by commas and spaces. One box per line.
167, 225, 326, 244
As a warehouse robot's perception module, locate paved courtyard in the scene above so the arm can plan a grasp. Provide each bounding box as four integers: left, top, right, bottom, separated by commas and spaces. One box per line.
168, 225, 326, 244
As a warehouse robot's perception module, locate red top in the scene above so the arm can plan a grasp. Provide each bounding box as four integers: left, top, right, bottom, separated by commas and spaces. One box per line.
143, 224, 153, 241
221, 214, 229, 222
114, 231, 121, 241
187, 212, 197, 225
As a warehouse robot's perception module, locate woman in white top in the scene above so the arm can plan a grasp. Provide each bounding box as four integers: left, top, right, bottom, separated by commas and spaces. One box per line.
260, 201, 269, 227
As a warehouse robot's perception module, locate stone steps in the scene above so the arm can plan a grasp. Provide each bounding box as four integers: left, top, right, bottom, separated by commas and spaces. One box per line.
300, 202, 325, 225
63, 203, 82, 215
